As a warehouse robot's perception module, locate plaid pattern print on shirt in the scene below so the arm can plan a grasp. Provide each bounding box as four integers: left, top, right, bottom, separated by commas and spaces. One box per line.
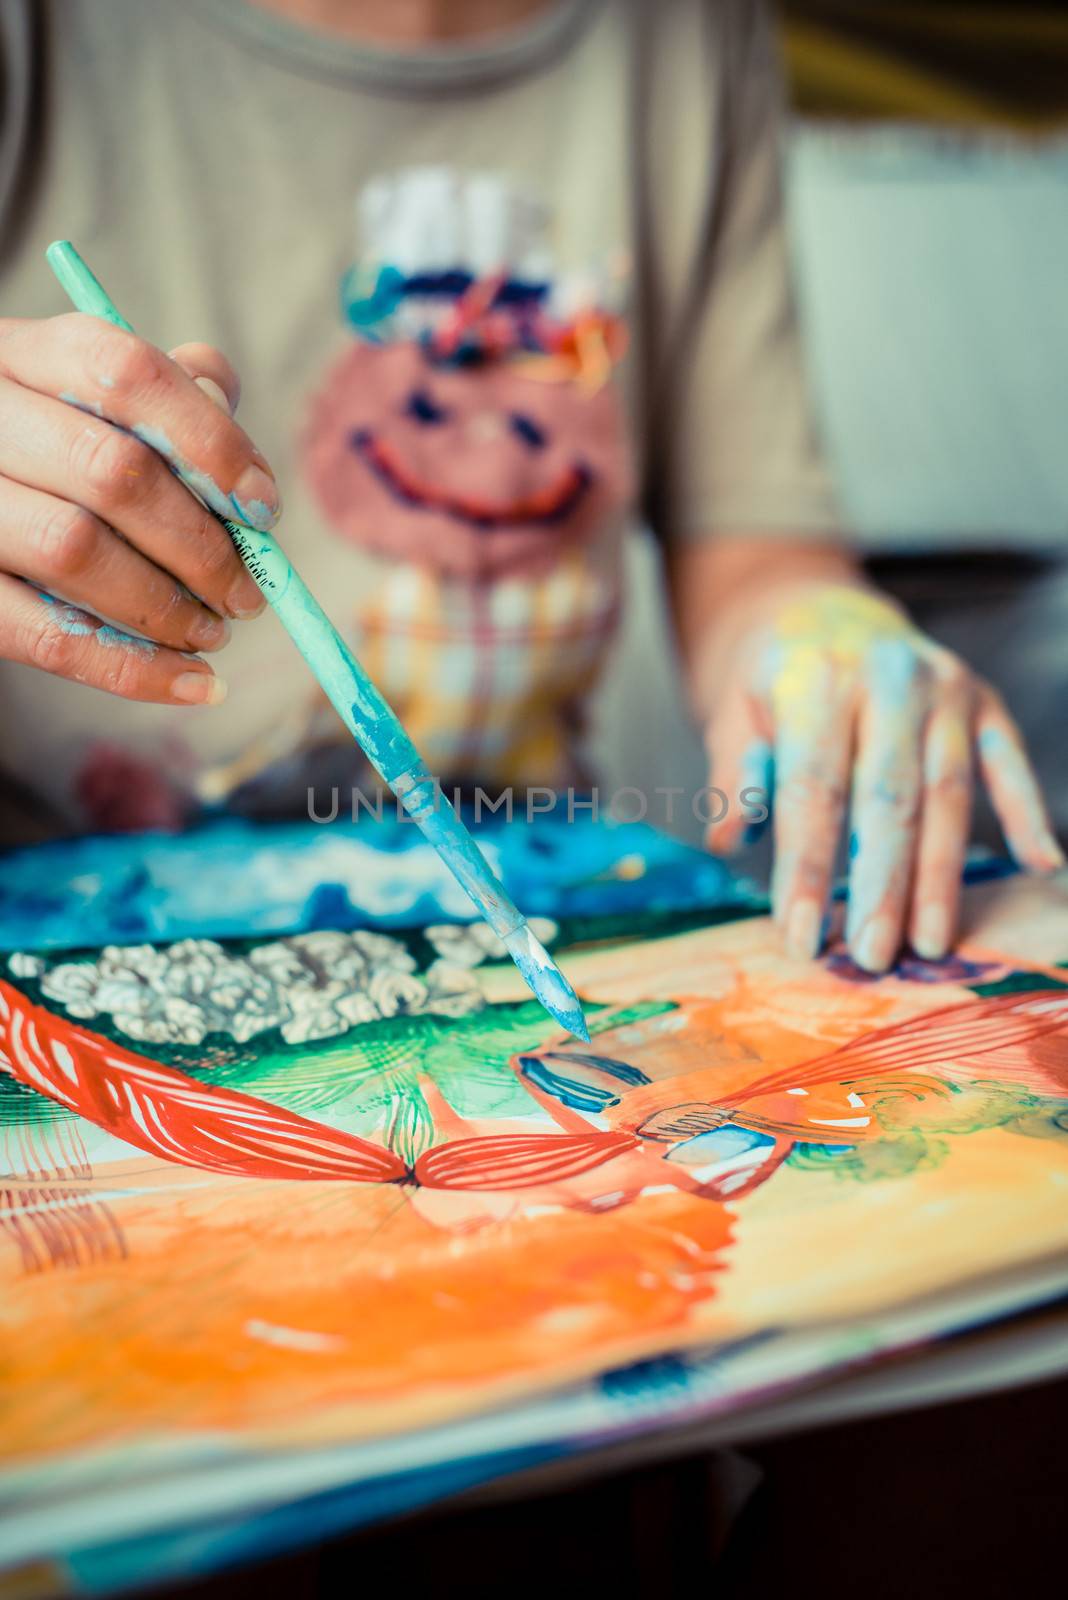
355, 546, 623, 789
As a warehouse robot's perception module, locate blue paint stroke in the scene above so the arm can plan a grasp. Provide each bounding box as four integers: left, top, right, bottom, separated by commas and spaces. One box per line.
519, 1052, 649, 1113
519, 1059, 621, 1113
0, 814, 755, 954
666, 1124, 777, 1167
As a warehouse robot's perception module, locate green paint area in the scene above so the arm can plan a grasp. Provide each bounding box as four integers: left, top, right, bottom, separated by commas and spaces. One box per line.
789, 1132, 948, 1182
179, 998, 673, 1167
0, 979, 675, 1172
872, 1078, 1043, 1136
969, 970, 1068, 998
787, 1078, 1068, 1186
0, 1073, 69, 1126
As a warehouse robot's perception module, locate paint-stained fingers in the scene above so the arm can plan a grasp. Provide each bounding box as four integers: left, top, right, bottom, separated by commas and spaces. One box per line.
908, 696, 975, 960
704, 691, 773, 856
0, 570, 226, 704
0, 475, 230, 654
976, 688, 1064, 873
770, 665, 854, 959
0, 375, 265, 620
846, 649, 929, 972
168, 343, 241, 416
0, 315, 278, 528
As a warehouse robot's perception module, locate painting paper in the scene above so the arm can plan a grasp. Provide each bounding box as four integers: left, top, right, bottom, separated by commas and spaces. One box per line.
2, 867, 1067, 1580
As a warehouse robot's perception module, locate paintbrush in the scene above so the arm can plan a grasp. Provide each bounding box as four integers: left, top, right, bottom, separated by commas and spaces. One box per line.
46, 240, 589, 1042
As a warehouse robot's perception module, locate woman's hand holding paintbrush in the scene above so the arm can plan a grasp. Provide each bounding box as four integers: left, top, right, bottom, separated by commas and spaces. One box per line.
0, 310, 277, 702
34, 242, 588, 1040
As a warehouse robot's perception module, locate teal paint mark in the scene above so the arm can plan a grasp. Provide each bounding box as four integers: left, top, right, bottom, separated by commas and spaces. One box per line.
340, 261, 405, 332
230, 493, 275, 528
867, 635, 922, 702
503, 924, 589, 1041
37, 590, 156, 656
59, 390, 104, 418
129, 422, 277, 534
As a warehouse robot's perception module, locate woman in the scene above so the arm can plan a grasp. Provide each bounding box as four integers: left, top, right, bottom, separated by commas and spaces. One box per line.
0, 0, 1059, 969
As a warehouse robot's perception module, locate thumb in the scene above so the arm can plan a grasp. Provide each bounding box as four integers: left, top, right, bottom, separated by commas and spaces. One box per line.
168, 341, 241, 416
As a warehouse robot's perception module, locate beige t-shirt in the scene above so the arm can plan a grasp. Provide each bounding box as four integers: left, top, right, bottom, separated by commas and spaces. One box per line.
0, 0, 839, 835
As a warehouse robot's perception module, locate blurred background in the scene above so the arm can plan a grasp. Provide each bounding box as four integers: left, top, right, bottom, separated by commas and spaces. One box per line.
591, 0, 1068, 848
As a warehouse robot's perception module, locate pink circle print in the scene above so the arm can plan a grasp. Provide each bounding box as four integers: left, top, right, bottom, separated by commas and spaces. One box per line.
303, 341, 632, 581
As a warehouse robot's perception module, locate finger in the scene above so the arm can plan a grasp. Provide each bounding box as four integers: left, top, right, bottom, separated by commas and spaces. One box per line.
0, 314, 278, 528
168, 342, 241, 415
976, 689, 1064, 873
704, 692, 773, 856
846, 644, 928, 972
0, 375, 265, 619
770, 657, 854, 960
908, 691, 975, 960
0, 475, 230, 654
0, 573, 226, 705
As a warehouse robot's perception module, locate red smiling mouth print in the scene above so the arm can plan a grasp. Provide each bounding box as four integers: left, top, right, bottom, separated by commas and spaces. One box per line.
351, 428, 592, 529
303, 340, 632, 580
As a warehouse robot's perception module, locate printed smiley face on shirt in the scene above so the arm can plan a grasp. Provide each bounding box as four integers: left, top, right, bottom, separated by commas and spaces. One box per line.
303, 341, 631, 580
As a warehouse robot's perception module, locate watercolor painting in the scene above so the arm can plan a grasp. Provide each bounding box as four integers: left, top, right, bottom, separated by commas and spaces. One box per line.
2, 868, 1068, 1586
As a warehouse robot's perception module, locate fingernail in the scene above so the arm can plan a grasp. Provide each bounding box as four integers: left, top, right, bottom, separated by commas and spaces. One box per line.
225, 570, 267, 620
912, 905, 949, 961
1035, 835, 1066, 873
188, 610, 231, 651
172, 671, 228, 706
785, 898, 823, 960
853, 916, 897, 974
195, 376, 233, 415
230, 465, 281, 530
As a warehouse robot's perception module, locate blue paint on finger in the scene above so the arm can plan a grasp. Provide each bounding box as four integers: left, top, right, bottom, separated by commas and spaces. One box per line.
36, 590, 157, 656
59, 390, 104, 418
739, 738, 774, 845
231, 493, 276, 529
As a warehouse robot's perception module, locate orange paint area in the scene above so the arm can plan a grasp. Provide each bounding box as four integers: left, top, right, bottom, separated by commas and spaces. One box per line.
3, 896, 1068, 1478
